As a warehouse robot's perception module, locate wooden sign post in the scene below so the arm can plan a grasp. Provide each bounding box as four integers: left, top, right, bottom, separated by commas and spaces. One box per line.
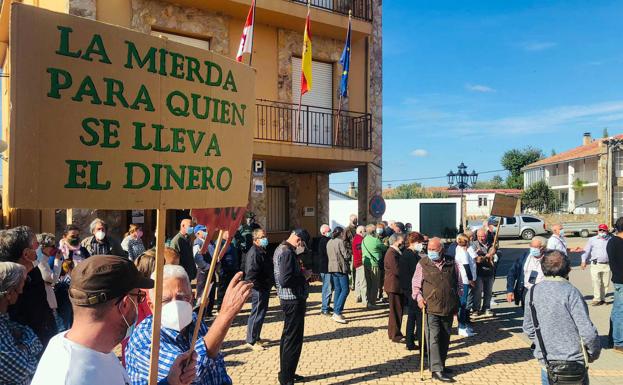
489, 193, 520, 247
149, 208, 168, 383
188, 207, 245, 352
6, 4, 256, 385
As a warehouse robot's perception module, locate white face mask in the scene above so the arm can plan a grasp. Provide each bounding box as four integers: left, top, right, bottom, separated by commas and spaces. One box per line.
414, 243, 423, 252
295, 246, 305, 255
95, 230, 106, 241
120, 296, 138, 339
161, 300, 193, 332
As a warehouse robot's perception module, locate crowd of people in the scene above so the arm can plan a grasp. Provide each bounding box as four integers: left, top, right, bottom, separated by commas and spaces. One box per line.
0, 211, 621, 385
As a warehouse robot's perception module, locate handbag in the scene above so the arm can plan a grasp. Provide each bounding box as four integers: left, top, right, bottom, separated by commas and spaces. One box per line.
529, 287, 588, 385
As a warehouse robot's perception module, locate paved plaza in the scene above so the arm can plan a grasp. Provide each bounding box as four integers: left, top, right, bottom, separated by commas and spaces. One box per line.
220, 239, 622, 385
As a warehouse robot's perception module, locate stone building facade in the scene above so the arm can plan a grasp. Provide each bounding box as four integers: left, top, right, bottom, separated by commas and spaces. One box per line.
523, 133, 623, 227
8, 0, 382, 243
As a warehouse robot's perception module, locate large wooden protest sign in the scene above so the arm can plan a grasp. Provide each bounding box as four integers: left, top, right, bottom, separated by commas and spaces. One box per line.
8, 4, 255, 385
9, 4, 254, 209
490, 193, 519, 218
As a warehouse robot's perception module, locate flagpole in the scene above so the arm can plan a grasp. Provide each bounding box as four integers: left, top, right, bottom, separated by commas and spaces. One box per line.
248, 0, 256, 66
335, 10, 351, 146
297, 0, 311, 143
335, 93, 343, 146
297, 91, 302, 143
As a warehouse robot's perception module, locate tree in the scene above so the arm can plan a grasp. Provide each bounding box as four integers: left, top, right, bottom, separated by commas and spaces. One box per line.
383, 182, 448, 199
522, 180, 559, 213
490, 175, 505, 189
501, 147, 544, 189
572, 178, 586, 193
551, 149, 557, 156
473, 174, 506, 189
603, 127, 610, 138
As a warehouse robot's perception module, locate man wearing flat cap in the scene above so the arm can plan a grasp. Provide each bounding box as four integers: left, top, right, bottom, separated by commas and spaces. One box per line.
32, 255, 197, 385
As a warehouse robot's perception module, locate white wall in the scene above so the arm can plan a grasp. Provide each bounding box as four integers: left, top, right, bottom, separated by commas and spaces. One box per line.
329, 200, 358, 229
464, 193, 495, 218
574, 187, 599, 214
329, 197, 461, 231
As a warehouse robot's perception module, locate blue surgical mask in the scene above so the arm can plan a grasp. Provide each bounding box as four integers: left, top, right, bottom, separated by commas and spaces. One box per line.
36, 247, 47, 263
559, 230, 565, 237
376, 228, 383, 235
428, 251, 441, 261
599, 232, 608, 238
529, 247, 541, 257
259, 238, 268, 248
186, 226, 195, 235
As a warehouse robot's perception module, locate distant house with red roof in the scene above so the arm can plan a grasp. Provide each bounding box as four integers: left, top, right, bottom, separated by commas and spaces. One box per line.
428, 187, 522, 218
521, 132, 622, 219
381, 185, 522, 218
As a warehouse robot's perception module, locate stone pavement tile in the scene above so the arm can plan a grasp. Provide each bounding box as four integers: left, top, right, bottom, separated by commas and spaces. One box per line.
221, 280, 546, 385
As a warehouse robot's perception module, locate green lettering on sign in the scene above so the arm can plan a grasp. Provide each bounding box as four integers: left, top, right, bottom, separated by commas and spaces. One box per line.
55, 26, 82, 58
216, 167, 232, 191
124, 162, 150, 189
64, 160, 88, 188
47, 67, 72, 99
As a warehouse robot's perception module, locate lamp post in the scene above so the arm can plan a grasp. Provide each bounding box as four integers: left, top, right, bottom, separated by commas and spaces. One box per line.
447, 162, 478, 233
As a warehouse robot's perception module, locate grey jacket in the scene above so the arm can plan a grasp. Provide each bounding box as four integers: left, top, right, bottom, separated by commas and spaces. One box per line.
523, 277, 601, 365
327, 238, 351, 274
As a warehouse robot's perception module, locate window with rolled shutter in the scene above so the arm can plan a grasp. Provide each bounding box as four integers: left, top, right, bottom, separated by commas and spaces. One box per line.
291, 57, 333, 145
150, 29, 211, 51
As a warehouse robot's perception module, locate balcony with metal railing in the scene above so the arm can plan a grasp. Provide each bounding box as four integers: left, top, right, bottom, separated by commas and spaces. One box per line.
256, 99, 372, 150
290, 0, 373, 21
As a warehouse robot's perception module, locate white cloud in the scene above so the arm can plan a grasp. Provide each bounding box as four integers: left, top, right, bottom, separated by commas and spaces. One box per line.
387, 97, 623, 138
466, 83, 496, 93
521, 41, 557, 52
411, 149, 428, 157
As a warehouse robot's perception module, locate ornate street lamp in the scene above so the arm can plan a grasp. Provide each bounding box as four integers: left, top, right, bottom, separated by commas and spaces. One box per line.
447, 163, 479, 232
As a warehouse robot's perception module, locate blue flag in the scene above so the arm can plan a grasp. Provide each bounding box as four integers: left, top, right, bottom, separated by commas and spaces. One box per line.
339, 19, 351, 98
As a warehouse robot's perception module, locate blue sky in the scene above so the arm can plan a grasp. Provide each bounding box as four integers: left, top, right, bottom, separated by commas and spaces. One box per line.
330, 0, 623, 190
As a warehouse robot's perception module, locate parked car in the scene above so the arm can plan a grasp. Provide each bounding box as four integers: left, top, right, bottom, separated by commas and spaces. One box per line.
485, 214, 548, 240
562, 222, 600, 238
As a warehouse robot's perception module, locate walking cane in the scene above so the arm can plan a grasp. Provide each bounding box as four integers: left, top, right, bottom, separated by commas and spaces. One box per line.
420, 305, 426, 381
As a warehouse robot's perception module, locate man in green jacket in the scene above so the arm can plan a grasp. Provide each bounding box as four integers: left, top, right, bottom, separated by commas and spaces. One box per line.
362, 224, 387, 308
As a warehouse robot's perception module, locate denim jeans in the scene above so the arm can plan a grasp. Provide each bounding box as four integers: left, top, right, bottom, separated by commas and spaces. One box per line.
331, 273, 350, 316
612, 283, 623, 347
458, 283, 471, 328
320, 273, 333, 313
246, 288, 270, 344
473, 275, 495, 312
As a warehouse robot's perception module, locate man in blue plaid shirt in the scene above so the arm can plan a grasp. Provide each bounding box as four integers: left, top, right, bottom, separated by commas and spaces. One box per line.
126, 265, 252, 385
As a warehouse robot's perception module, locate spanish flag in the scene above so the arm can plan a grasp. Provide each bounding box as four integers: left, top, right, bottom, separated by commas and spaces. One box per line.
300, 8, 312, 95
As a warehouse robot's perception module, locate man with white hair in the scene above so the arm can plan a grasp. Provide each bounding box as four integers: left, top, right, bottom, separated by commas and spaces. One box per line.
318, 224, 333, 315
507, 236, 547, 309
412, 237, 463, 382
0, 261, 43, 384
471, 228, 497, 317
547, 224, 569, 255
126, 264, 252, 385
352, 225, 367, 304
80, 218, 123, 256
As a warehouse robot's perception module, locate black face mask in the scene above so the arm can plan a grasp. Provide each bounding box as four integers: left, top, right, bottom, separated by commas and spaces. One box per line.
69, 237, 80, 246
